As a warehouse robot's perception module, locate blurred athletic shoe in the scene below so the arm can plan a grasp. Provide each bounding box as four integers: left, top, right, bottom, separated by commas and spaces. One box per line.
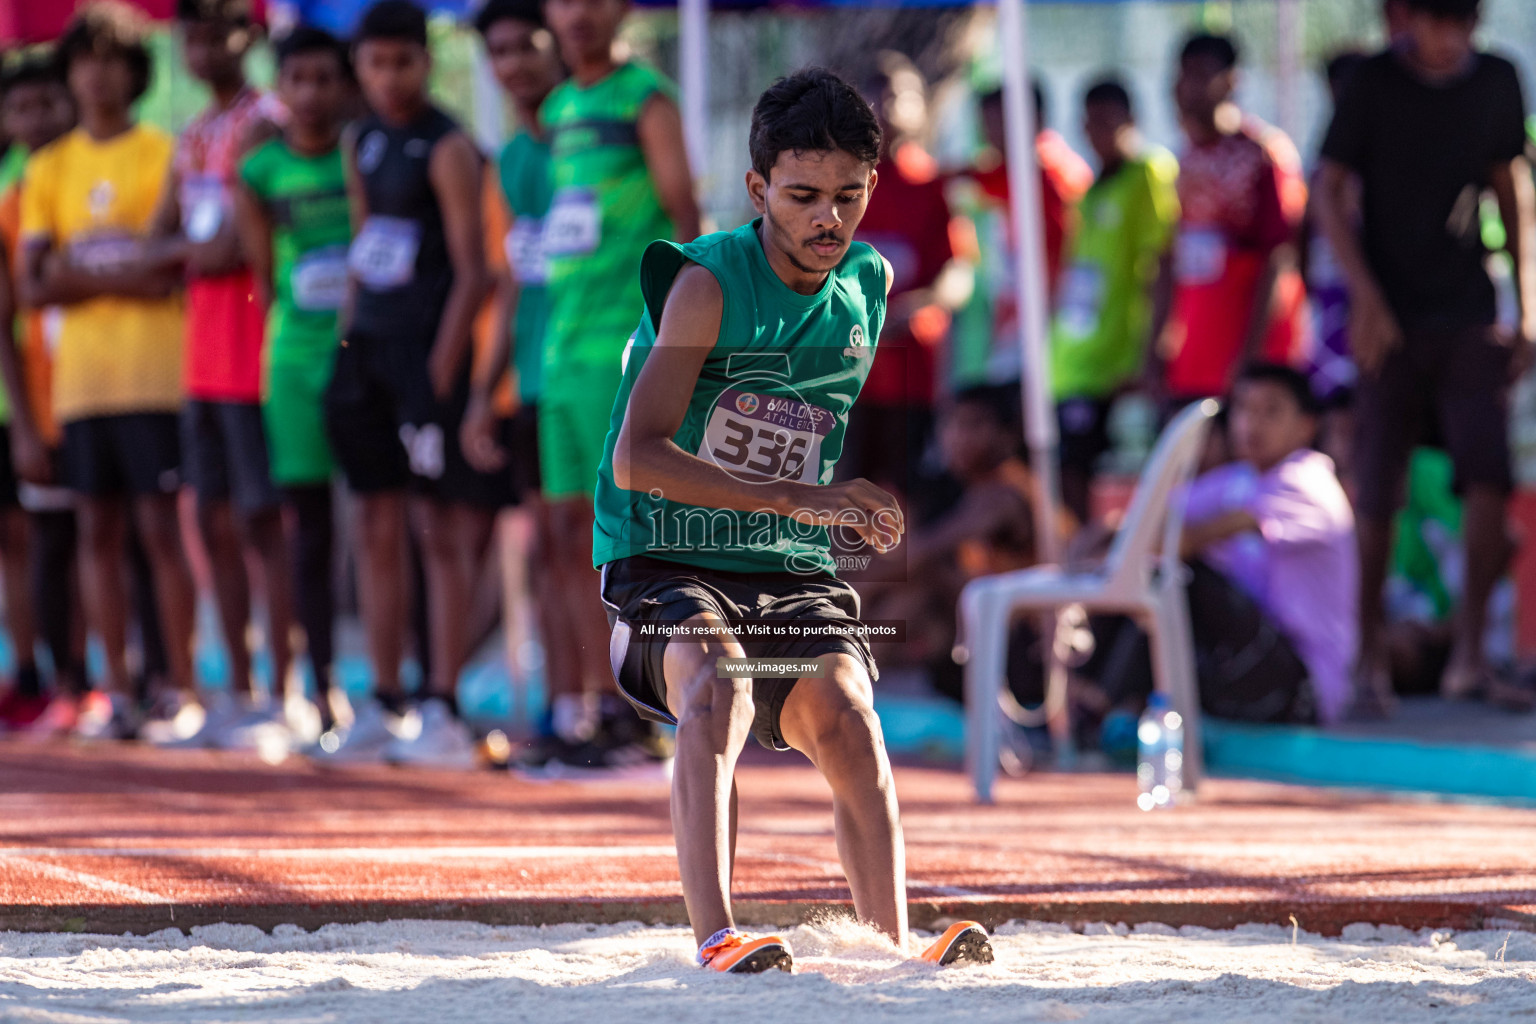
383, 698, 477, 770
75, 692, 141, 741
144, 691, 226, 747
21, 694, 80, 739
214, 699, 292, 757
0, 689, 51, 733
311, 698, 402, 764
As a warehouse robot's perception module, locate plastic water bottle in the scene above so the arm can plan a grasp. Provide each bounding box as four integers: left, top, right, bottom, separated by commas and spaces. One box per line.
1136, 694, 1184, 811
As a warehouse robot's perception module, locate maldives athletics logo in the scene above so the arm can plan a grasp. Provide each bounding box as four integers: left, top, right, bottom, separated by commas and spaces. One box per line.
734, 393, 760, 415
849, 323, 866, 347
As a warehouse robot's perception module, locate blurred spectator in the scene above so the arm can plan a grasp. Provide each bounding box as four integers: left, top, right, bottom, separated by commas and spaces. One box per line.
1075, 365, 1351, 729
958, 82, 1092, 389
1298, 51, 1367, 481
862, 384, 1073, 700
1180, 364, 1358, 723
1317, 0, 1534, 713
846, 52, 970, 500
0, 49, 82, 733
1049, 77, 1179, 522
17, 1, 198, 740
149, 0, 293, 745
1151, 33, 1307, 410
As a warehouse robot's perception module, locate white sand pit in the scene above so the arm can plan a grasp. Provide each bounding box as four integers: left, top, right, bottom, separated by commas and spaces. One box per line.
2, 916, 1535, 1022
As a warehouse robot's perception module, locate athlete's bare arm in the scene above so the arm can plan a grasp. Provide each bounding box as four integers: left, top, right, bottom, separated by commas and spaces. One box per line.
17, 237, 174, 307
231, 181, 274, 309
0, 245, 48, 484
426, 132, 490, 400
1492, 155, 1536, 376
1316, 157, 1399, 375
462, 238, 517, 472
637, 92, 703, 242
614, 263, 904, 552
338, 122, 365, 338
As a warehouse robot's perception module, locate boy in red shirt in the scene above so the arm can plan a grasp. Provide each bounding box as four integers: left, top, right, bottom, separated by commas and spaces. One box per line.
1151, 33, 1306, 408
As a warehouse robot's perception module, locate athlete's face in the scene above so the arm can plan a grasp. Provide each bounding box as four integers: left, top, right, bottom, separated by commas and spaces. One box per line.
1083, 99, 1130, 167
1404, 11, 1476, 74
278, 50, 349, 136
1229, 379, 1315, 473
1175, 54, 1233, 123
181, 19, 250, 90
354, 38, 430, 121
484, 18, 563, 108
748, 148, 877, 278
66, 52, 135, 121
1, 81, 75, 153
544, 0, 626, 68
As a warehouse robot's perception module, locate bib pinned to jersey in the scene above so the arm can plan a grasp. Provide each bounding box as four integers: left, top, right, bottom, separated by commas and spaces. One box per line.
1175, 226, 1228, 286
543, 188, 601, 257
698, 386, 835, 485
349, 215, 421, 290
291, 244, 349, 311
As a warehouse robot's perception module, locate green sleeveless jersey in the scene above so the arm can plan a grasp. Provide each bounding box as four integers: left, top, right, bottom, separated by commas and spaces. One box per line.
238, 138, 351, 366
593, 219, 888, 576
497, 129, 552, 403
540, 61, 676, 369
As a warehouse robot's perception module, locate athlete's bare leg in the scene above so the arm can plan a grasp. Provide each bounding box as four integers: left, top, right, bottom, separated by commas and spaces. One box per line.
661, 612, 754, 945
777, 652, 906, 945
356, 493, 407, 702
76, 497, 131, 695
410, 498, 489, 700
239, 507, 294, 703
132, 494, 197, 695
198, 499, 255, 698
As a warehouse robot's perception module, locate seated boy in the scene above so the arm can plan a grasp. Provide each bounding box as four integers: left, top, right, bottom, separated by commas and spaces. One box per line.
1179, 362, 1358, 723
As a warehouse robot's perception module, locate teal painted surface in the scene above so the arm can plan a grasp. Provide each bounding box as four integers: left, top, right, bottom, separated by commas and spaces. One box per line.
1203, 720, 1536, 804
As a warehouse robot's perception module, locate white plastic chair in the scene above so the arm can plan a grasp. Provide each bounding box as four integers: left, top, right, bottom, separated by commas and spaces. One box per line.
955, 399, 1221, 803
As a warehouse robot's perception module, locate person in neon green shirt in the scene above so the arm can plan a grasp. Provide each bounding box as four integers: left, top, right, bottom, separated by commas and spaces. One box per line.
537, 0, 702, 754
1049, 77, 1178, 522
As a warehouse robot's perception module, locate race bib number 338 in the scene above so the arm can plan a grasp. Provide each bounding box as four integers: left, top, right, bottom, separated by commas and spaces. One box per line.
698, 389, 835, 484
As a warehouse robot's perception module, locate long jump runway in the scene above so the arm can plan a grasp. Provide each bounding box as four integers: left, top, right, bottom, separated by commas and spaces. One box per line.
3, 740, 1536, 937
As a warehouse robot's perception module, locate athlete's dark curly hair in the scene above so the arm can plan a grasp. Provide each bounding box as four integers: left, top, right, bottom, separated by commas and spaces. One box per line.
55, 1, 153, 104
749, 67, 882, 181
473, 0, 545, 37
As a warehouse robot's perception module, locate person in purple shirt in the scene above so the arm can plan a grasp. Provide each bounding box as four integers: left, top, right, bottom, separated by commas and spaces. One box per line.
1182, 363, 1360, 723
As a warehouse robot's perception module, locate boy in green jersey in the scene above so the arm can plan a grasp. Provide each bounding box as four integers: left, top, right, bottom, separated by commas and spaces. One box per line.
1049, 77, 1179, 522
595, 69, 991, 974
462, 0, 578, 754
540, 0, 701, 752
233, 26, 355, 733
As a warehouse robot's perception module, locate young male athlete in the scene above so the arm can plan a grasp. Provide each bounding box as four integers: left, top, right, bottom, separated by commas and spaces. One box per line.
462, 0, 568, 750
326, 0, 490, 766
147, 0, 294, 744
234, 26, 354, 736
595, 68, 992, 973
540, 0, 701, 759
18, 1, 198, 739
0, 51, 80, 732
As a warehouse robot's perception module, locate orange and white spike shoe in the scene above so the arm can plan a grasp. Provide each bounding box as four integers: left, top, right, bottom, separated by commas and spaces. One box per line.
919, 921, 995, 966
698, 928, 794, 974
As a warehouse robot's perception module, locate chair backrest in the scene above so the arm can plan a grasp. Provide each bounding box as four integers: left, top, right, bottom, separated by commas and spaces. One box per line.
1102, 398, 1220, 589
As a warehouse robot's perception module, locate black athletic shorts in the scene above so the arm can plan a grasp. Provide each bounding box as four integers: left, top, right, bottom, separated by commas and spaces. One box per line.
61, 413, 182, 498
324, 329, 495, 504
599, 553, 879, 752
507, 402, 541, 505
181, 399, 280, 514
0, 424, 18, 508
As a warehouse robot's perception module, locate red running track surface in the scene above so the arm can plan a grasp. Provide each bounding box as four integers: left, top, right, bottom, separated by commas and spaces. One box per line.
3, 741, 1535, 935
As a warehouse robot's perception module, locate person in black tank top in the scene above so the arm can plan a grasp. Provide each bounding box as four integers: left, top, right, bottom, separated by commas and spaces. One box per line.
320, 0, 494, 768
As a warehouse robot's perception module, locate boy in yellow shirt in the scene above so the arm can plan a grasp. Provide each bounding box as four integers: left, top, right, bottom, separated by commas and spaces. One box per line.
17, 2, 197, 739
